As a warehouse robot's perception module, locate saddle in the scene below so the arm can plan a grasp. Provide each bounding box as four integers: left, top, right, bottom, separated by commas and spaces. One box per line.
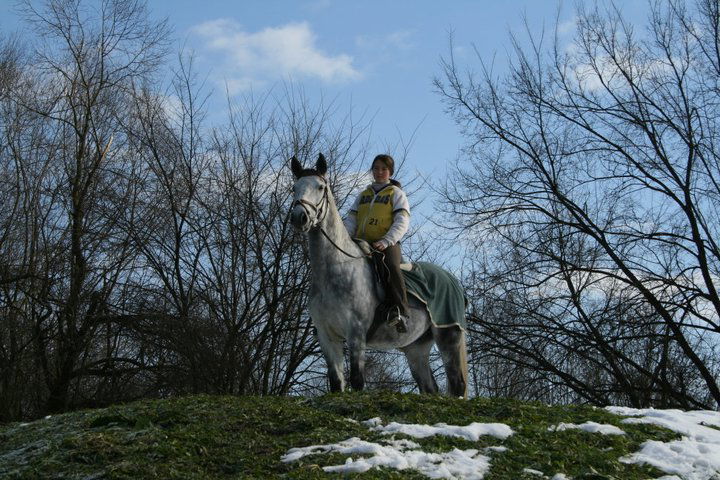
353, 239, 468, 334
353, 238, 412, 338
352, 238, 413, 270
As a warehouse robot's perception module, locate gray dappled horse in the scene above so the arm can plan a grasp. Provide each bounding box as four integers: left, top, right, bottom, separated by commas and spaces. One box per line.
289, 154, 468, 397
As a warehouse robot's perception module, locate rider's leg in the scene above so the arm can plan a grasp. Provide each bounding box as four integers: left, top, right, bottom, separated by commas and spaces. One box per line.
374, 243, 409, 332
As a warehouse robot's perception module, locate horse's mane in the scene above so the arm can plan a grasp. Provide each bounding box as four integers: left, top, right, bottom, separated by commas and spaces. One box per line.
295, 169, 325, 179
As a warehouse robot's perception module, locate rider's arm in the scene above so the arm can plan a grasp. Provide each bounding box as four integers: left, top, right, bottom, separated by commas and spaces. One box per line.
378, 187, 410, 247
379, 211, 409, 247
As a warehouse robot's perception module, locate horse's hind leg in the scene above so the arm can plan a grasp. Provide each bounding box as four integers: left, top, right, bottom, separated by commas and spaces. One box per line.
401, 329, 439, 394
434, 326, 468, 398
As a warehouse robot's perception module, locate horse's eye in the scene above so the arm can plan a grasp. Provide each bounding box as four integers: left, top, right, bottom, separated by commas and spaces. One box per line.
318, 184, 325, 190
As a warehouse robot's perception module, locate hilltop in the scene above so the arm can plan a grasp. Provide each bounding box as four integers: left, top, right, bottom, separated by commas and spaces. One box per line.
0, 391, 709, 479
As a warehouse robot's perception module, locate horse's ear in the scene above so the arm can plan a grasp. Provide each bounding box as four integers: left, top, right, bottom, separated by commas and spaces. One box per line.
290, 156, 303, 179
316, 153, 327, 176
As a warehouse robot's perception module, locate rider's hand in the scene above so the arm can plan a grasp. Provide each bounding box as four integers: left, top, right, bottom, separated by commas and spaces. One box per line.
373, 240, 388, 251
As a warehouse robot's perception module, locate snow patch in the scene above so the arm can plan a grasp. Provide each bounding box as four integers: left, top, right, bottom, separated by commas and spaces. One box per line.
369, 420, 514, 441
283, 417, 513, 479
548, 421, 625, 435
607, 406, 720, 480
361, 417, 382, 427
282, 437, 493, 479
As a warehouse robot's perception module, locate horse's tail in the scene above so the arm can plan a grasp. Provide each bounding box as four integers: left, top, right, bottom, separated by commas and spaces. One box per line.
459, 328, 469, 399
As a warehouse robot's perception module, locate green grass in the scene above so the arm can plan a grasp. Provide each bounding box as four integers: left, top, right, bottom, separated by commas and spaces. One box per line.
0, 391, 679, 479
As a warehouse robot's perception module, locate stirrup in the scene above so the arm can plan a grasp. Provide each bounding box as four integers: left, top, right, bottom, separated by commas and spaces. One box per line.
388, 313, 408, 333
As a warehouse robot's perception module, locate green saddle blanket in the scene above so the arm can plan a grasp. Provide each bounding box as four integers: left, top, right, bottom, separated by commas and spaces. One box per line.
402, 262, 467, 330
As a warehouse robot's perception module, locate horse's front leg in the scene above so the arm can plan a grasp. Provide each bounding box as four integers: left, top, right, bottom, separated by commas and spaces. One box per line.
348, 334, 366, 391
316, 327, 345, 392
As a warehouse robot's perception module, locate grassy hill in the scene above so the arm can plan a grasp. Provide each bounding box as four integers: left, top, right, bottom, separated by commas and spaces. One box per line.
0, 391, 680, 479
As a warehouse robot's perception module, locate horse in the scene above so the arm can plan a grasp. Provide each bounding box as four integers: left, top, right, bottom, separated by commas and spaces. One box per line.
289, 154, 468, 397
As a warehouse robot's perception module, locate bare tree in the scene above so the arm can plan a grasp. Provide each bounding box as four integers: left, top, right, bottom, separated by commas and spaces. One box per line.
0, 35, 46, 421
436, 0, 720, 408
117, 67, 379, 397
0, 0, 414, 421
6, 0, 171, 413
199, 85, 376, 395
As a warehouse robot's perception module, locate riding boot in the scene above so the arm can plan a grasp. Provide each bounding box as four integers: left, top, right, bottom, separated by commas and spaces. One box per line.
372, 243, 409, 333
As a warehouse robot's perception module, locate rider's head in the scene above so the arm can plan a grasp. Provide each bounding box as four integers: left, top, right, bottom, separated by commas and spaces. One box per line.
371, 154, 394, 184
372, 154, 394, 174
371, 154, 402, 187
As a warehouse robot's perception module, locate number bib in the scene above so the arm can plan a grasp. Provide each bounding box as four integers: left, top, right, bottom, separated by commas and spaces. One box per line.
355, 185, 395, 242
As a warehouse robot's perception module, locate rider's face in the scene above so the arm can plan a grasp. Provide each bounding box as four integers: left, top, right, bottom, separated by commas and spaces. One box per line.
372, 162, 391, 183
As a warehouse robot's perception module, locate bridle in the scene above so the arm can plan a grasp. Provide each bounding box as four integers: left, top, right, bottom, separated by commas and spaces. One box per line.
292, 175, 367, 259
292, 175, 330, 229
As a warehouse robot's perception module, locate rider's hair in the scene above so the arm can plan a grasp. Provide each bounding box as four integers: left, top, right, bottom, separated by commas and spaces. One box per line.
372, 154, 401, 188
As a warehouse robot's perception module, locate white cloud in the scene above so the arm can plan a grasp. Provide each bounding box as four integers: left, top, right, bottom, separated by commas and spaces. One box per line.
223, 77, 256, 95
557, 16, 578, 35
158, 94, 183, 125
571, 54, 677, 93
192, 19, 360, 92
303, 0, 332, 12
356, 30, 415, 51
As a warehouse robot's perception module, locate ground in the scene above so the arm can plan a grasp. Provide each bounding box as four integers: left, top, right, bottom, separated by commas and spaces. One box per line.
1, 391, 715, 479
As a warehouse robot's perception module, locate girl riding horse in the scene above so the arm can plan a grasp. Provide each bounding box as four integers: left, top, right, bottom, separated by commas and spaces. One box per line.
343, 154, 410, 333
290, 154, 467, 397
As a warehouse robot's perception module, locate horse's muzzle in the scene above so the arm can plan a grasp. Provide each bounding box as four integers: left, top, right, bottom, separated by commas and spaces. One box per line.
290, 206, 311, 231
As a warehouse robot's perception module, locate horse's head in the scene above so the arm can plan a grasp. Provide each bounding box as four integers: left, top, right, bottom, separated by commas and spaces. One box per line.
290, 153, 329, 232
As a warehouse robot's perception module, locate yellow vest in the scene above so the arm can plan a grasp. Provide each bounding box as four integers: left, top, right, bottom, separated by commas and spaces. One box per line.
356, 185, 396, 242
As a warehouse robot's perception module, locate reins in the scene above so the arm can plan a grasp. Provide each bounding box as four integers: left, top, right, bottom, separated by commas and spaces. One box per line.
318, 227, 368, 259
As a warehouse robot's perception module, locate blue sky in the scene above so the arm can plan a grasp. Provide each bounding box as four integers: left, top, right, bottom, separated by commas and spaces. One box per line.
0, 0, 648, 201
159, 0, 579, 177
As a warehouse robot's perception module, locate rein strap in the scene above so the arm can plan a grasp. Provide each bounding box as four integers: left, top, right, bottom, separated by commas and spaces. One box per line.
319, 227, 368, 259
